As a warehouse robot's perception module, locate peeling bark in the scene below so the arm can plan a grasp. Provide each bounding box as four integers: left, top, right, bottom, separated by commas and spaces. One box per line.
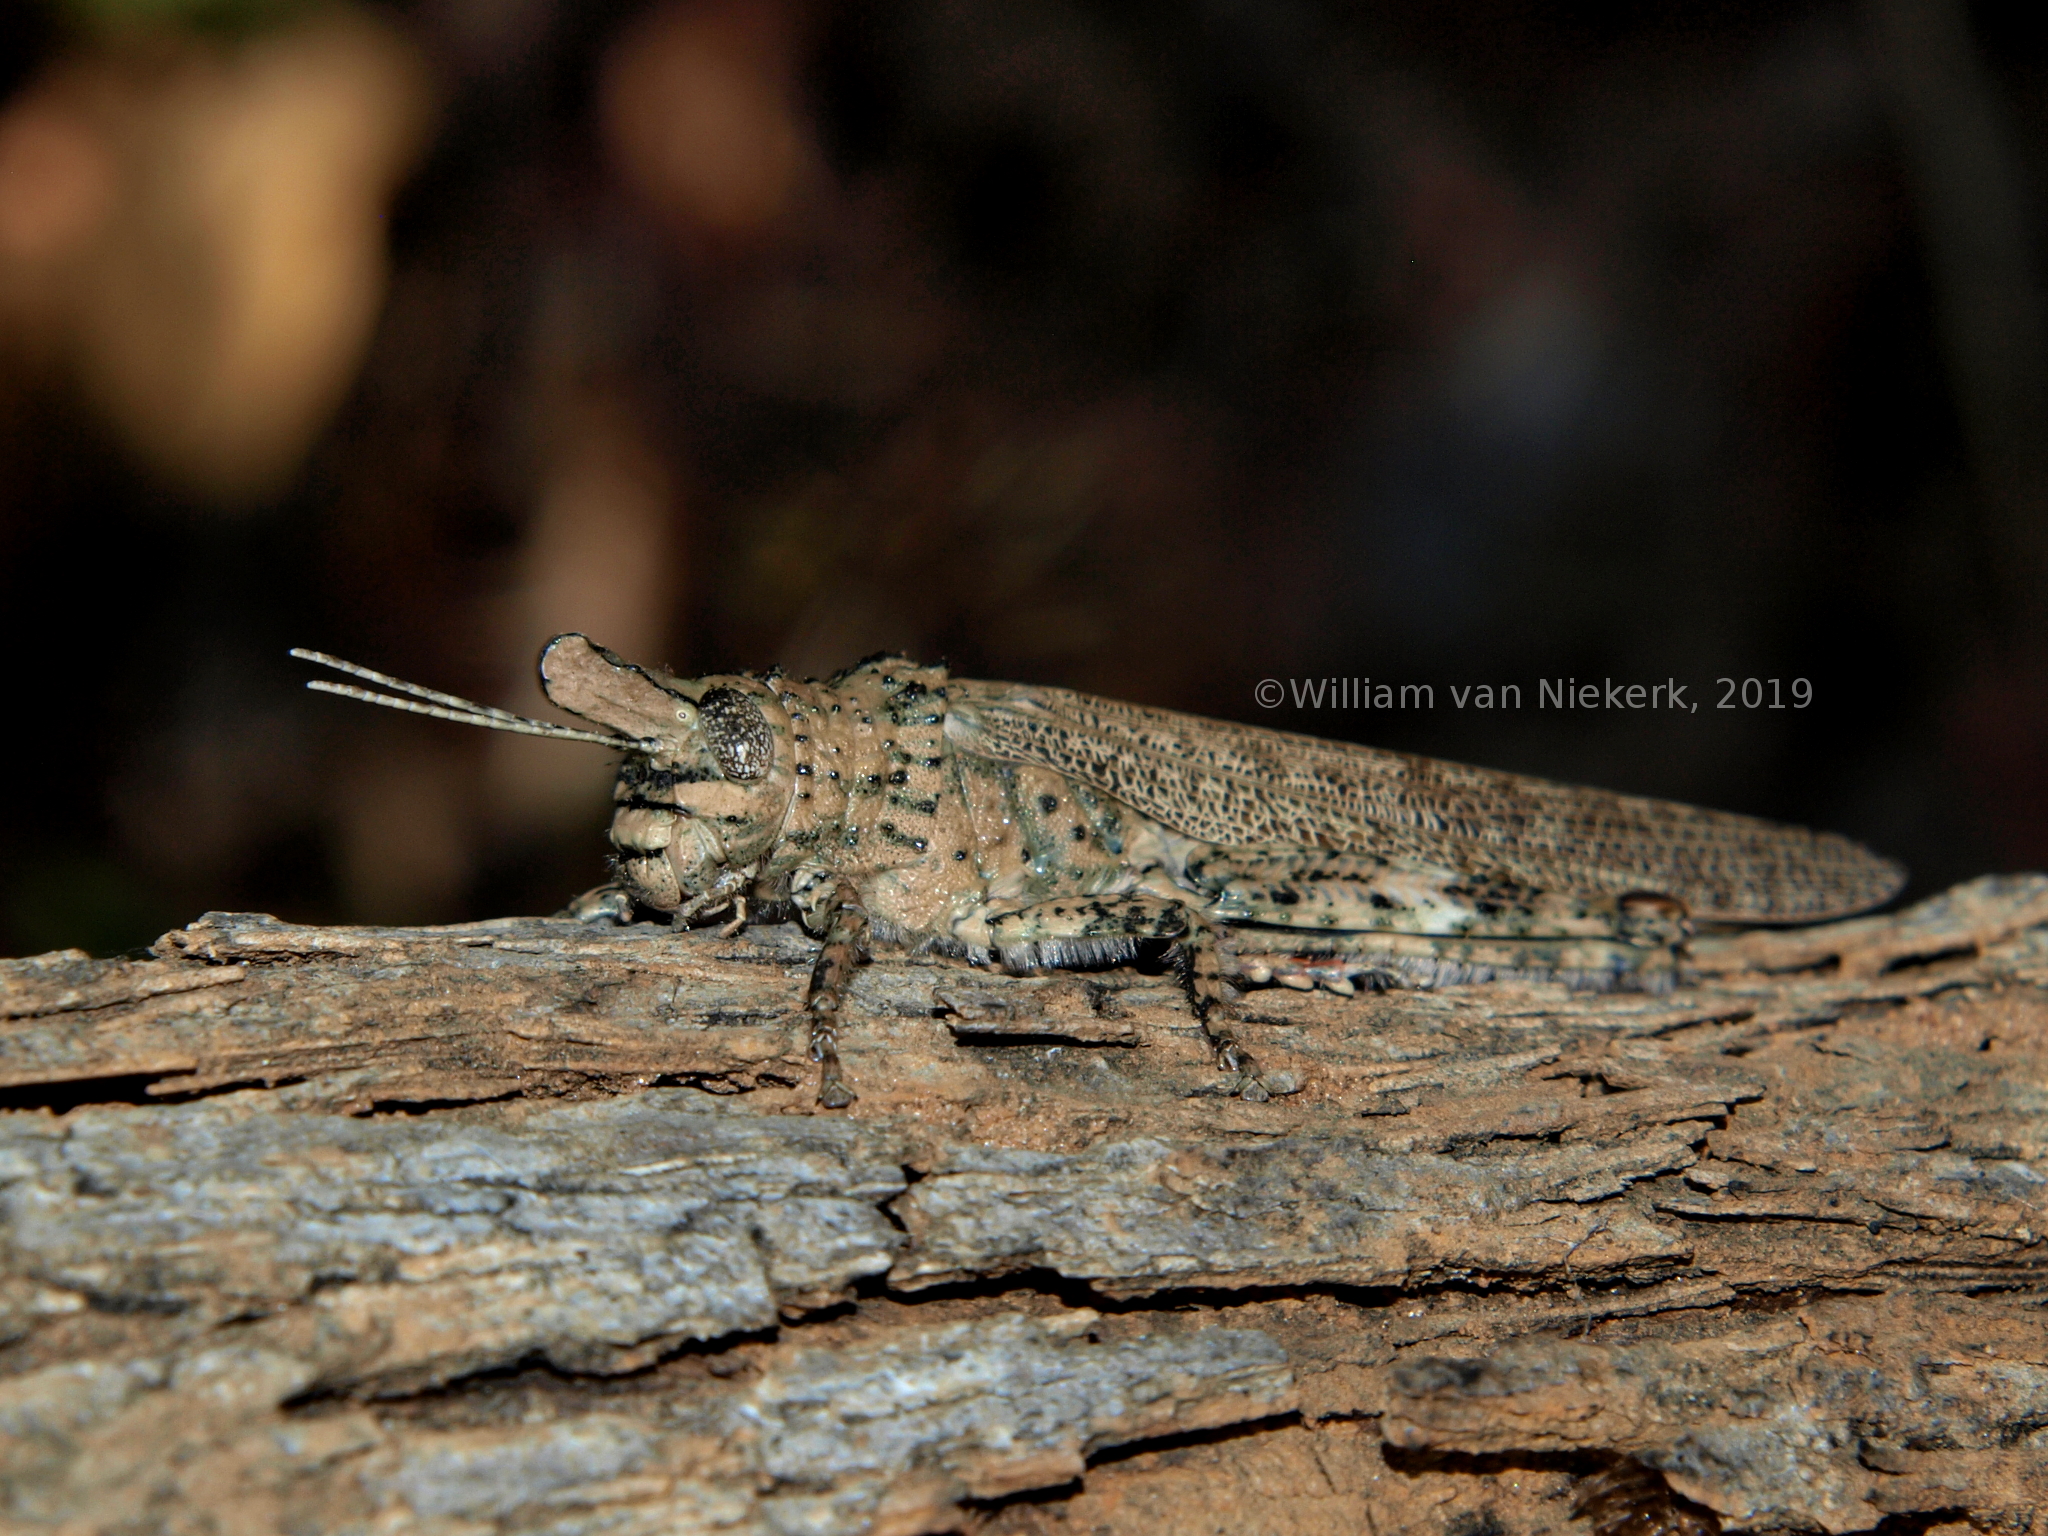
5, 875, 2048, 1532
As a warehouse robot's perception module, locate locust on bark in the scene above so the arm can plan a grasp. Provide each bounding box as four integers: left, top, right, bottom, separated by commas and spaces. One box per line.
294, 637, 1905, 1106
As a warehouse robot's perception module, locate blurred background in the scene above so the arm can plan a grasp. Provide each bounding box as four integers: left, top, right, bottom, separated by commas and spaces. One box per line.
1, 0, 2044, 955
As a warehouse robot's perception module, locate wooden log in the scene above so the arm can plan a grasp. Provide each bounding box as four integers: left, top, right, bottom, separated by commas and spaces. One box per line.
4, 875, 2048, 1532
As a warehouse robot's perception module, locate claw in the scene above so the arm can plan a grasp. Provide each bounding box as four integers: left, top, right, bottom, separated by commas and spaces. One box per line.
817, 1077, 856, 1109
561, 884, 635, 924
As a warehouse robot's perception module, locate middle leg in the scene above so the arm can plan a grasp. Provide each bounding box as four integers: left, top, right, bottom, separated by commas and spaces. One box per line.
985, 893, 1272, 1101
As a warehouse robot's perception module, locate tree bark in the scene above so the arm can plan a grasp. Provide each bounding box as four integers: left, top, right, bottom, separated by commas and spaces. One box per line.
5, 876, 2048, 1533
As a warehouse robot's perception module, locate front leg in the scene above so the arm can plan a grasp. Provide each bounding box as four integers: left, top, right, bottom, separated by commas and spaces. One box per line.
794, 873, 870, 1108
559, 882, 635, 923
986, 894, 1271, 1102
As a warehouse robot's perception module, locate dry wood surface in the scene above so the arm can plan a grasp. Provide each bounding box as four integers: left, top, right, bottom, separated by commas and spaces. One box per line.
7, 875, 2048, 1533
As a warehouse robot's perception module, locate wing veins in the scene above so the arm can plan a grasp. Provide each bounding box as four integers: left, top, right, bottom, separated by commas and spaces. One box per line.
948, 683, 1903, 922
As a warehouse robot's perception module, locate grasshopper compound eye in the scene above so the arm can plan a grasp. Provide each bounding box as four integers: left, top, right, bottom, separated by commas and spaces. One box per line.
698, 687, 772, 781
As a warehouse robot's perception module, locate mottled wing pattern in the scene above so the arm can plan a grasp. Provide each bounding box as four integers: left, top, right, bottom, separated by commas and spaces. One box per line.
945, 681, 1905, 922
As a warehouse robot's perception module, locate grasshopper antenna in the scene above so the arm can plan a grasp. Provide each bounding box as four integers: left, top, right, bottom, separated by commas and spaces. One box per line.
291, 649, 655, 749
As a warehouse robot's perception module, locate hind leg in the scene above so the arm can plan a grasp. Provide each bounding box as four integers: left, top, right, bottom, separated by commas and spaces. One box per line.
1230, 930, 1683, 993
985, 894, 1272, 1101
1185, 847, 1690, 993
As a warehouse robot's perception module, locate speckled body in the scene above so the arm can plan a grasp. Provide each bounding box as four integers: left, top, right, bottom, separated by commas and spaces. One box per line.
577, 647, 1898, 1001
599, 655, 1195, 961
298, 634, 1904, 1104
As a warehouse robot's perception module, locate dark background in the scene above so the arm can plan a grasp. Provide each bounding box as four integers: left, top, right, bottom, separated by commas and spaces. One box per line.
2, 0, 2045, 957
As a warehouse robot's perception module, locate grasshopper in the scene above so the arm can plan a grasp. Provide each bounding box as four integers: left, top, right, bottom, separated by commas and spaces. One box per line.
295, 637, 1904, 1106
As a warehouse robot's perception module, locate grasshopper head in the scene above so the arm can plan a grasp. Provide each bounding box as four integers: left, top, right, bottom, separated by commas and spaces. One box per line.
292, 636, 797, 923
539, 633, 797, 920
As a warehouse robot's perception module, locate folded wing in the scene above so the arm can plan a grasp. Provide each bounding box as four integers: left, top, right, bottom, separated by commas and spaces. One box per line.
946, 681, 1904, 923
